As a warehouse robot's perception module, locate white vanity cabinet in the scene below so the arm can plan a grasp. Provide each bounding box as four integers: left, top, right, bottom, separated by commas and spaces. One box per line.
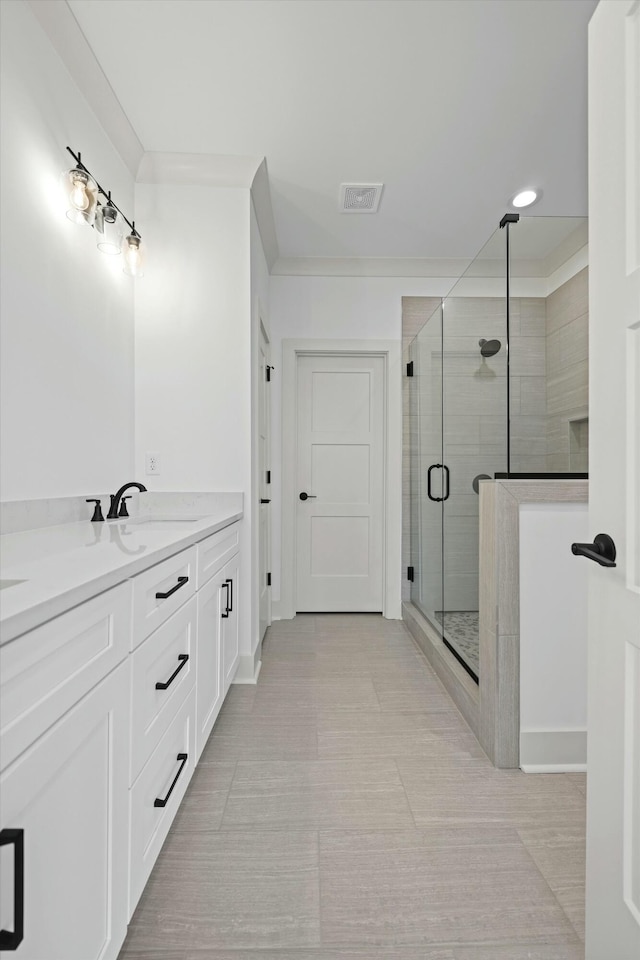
0, 589, 131, 960
0, 516, 242, 958
195, 522, 241, 760
221, 552, 240, 695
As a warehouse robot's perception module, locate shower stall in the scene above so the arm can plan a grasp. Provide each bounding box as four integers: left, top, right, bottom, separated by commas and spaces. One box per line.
406, 215, 589, 683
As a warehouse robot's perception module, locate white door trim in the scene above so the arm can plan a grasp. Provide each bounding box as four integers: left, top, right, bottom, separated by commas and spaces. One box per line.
280, 338, 402, 620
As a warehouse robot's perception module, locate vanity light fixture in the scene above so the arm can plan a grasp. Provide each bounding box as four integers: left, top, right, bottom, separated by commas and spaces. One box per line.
63, 147, 145, 276
95, 194, 123, 255
122, 225, 145, 278
510, 188, 539, 208
62, 156, 98, 225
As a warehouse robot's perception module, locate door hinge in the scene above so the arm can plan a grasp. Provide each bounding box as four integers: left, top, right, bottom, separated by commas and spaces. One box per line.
406, 361, 414, 377
407, 566, 414, 582
266, 365, 273, 382
267, 572, 272, 587
266, 470, 271, 484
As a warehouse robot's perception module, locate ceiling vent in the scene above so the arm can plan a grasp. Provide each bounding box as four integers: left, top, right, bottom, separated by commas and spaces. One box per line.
339, 183, 383, 214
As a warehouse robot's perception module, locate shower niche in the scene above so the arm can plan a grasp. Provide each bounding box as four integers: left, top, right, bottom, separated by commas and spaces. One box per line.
405, 215, 588, 682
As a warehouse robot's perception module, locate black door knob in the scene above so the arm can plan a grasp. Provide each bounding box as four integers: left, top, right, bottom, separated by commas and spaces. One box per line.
299, 492, 317, 501
571, 533, 617, 568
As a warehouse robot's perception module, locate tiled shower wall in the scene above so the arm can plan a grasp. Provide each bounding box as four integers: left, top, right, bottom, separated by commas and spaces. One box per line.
402, 271, 588, 610
545, 267, 589, 471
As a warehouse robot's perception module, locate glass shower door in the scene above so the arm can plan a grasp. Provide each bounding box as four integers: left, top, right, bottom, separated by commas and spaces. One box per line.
440, 227, 508, 681
409, 302, 444, 632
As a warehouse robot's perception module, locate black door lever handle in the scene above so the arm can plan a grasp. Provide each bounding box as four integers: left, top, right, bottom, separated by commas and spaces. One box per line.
571, 533, 617, 568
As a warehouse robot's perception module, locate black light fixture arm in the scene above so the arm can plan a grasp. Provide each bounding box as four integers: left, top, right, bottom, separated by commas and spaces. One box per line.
66, 146, 140, 238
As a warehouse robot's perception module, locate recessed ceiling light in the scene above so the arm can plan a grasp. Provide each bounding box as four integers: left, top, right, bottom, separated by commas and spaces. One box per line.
511, 188, 539, 208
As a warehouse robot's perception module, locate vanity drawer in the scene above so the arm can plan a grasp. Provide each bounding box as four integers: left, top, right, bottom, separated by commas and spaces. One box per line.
129, 687, 195, 918
132, 545, 196, 648
0, 582, 132, 771
130, 597, 196, 781
197, 521, 240, 588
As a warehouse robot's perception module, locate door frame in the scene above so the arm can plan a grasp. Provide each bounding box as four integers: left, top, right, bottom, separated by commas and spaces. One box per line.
258, 316, 272, 639
280, 338, 402, 620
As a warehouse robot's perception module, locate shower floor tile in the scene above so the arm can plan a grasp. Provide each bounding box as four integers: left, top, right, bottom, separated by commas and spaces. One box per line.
435, 611, 479, 677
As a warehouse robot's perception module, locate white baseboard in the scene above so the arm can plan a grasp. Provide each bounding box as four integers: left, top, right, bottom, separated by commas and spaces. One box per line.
232, 653, 262, 685
270, 600, 294, 621
520, 729, 587, 772
521, 763, 587, 774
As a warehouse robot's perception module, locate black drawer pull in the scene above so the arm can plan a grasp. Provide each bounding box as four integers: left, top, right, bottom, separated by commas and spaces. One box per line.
225, 577, 233, 613
260, 498, 271, 504
154, 753, 188, 808
155, 654, 189, 690
155, 575, 188, 599
0, 828, 24, 950
221, 580, 230, 618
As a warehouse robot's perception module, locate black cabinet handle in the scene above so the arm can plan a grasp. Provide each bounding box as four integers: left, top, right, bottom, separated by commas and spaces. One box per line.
443, 464, 451, 502
427, 464, 443, 502
260, 498, 271, 504
299, 492, 317, 501
155, 654, 189, 690
225, 577, 233, 613
221, 581, 230, 618
571, 533, 617, 568
156, 576, 188, 599
0, 829, 24, 950
154, 753, 188, 808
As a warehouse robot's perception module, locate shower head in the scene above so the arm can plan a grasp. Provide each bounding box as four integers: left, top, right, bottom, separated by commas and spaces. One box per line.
479, 338, 502, 358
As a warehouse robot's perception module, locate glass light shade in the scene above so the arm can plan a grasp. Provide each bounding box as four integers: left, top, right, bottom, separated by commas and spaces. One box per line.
63, 166, 98, 225
122, 232, 145, 277
95, 203, 122, 255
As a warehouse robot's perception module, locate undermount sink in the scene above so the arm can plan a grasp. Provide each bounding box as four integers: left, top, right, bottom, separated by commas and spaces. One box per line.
124, 516, 207, 525
0, 579, 27, 590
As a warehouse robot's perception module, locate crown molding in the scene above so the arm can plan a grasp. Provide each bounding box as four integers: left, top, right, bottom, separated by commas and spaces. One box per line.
137, 151, 262, 188
271, 257, 472, 278
27, 0, 144, 177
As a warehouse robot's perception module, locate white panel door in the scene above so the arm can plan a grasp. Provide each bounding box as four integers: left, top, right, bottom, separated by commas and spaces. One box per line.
296, 354, 384, 611
258, 323, 272, 642
585, 2, 640, 957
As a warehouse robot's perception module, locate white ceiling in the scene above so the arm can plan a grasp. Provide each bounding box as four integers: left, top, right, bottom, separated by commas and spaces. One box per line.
67, 0, 598, 264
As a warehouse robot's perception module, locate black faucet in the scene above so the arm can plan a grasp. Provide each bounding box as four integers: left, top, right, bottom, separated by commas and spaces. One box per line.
106, 481, 147, 520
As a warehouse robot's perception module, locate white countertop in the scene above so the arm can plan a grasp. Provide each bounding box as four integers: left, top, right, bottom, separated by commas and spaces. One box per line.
0, 506, 242, 644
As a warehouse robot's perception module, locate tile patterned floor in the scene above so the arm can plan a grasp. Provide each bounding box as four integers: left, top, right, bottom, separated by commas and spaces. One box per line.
119, 614, 586, 960
434, 611, 480, 677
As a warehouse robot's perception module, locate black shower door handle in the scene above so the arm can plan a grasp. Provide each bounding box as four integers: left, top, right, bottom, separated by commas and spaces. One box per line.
0, 828, 24, 950
427, 464, 443, 502
442, 464, 450, 502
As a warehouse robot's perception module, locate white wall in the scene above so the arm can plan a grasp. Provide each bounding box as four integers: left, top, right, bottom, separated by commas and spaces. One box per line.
269, 274, 453, 610
0, 0, 135, 500
134, 182, 254, 660
519, 501, 589, 770
249, 200, 271, 666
